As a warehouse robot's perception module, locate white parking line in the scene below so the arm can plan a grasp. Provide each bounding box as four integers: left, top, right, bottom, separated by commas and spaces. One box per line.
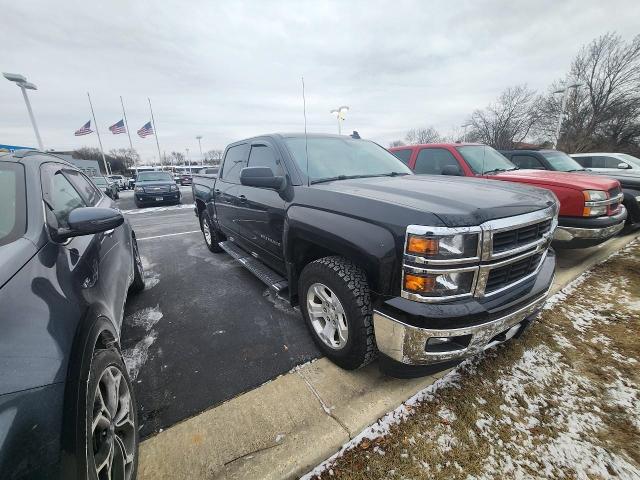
137, 230, 201, 241
121, 204, 195, 215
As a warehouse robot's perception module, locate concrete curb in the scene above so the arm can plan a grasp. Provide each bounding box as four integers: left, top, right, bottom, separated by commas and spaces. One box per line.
137, 232, 639, 480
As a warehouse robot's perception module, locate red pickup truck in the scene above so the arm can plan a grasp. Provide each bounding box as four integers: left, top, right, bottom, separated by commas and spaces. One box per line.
389, 143, 627, 248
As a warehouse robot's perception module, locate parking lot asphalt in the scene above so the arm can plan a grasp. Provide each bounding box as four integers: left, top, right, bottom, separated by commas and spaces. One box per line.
116, 189, 320, 438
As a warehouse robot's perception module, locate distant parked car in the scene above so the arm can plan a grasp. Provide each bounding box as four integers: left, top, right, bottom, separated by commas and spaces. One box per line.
93, 175, 119, 199
128, 176, 136, 189
0, 150, 144, 479
179, 174, 193, 186
133, 171, 181, 208
109, 174, 128, 190
571, 152, 640, 173
501, 149, 640, 230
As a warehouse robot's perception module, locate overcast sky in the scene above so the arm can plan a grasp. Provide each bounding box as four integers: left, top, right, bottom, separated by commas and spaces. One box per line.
2, 0, 639, 162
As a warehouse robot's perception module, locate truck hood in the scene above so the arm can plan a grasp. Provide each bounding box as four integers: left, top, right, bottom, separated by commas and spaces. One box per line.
588, 170, 640, 188
492, 169, 620, 191
313, 175, 556, 227
0, 238, 38, 290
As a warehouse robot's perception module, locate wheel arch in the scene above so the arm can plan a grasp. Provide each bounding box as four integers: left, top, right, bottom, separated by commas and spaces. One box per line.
284, 206, 397, 304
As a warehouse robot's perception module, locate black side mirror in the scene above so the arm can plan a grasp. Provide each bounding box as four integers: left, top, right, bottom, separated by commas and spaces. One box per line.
54, 207, 124, 241
441, 165, 463, 176
240, 167, 285, 190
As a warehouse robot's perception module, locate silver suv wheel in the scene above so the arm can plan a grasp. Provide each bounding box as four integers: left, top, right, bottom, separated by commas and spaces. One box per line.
306, 282, 349, 349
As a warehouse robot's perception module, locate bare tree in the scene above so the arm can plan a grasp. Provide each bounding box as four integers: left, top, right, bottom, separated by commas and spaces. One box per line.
205, 149, 224, 164
537, 33, 640, 153
405, 127, 441, 144
467, 85, 540, 149
388, 140, 406, 147
170, 151, 185, 164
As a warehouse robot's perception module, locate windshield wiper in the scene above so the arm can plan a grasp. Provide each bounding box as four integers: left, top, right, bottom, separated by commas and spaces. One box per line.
310, 172, 409, 184
482, 168, 511, 175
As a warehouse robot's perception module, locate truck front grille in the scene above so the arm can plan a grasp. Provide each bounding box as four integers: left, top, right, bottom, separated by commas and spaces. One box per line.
485, 253, 543, 293
492, 219, 552, 254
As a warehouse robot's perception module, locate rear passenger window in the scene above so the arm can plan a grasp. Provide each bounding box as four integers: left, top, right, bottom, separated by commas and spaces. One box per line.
391, 149, 412, 165
51, 172, 86, 228
574, 156, 591, 168
511, 155, 545, 170
247, 145, 283, 175
414, 148, 459, 175
66, 170, 102, 206
220, 144, 248, 184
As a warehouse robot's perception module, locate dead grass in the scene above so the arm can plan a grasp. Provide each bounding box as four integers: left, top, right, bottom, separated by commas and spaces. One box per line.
308, 242, 640, 480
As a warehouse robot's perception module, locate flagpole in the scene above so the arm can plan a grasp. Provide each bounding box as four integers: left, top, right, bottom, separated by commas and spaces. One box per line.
87, 92, 110, 175
147, 97, 162, 165
120, 96, 135, 166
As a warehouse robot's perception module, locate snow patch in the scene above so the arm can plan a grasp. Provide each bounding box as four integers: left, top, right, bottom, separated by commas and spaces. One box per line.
127, 305, 163, 330
122, 331, 158, 380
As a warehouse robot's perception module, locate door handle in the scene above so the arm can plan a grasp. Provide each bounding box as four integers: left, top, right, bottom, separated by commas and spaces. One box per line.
104, 229, 115, 237
239, 195, 247, 203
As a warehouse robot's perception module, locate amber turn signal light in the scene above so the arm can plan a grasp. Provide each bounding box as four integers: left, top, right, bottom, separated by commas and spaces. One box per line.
407, 235, 438, 255
404, 274, 435, 293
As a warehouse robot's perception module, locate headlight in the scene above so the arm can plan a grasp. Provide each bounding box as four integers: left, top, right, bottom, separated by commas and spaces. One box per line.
583, 190, 608, 217
403, 268, 476, 298
405, 230, 480, 262
170, 184, 178, 191
134, 186, 144, 193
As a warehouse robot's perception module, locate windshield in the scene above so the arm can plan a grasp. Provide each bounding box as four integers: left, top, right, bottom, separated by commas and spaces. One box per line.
284, 137, 412, 183
540, 151, 585, 172
618, 153, 640, 168
0, 162, 26, 247
456, 145, 517, 174
92, 177, 108, 186
137, 172, 174, 182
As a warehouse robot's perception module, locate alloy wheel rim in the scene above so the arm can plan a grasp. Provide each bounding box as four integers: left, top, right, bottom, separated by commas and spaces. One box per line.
202, 217, 212, 245
306, 282, 348, 349
92, 365, 136, 480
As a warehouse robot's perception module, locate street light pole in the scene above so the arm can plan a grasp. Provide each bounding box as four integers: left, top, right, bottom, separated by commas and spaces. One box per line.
196, 135, 203, 164
3, 73, 44, 150
552, 81, 583, 149
330, 106, 349, 135
461, 123, 472, 143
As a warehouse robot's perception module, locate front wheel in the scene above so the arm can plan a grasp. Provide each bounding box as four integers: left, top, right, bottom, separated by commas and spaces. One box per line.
299, 256, 377, 370
200, 210, 223, 253
85, 348, 138, 480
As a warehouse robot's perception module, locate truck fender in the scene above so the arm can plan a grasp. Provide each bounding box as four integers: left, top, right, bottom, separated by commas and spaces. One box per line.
284, 206, 397, 302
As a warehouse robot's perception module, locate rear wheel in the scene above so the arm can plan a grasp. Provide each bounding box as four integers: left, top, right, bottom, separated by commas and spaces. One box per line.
200, 210, 223, 253
299, 256, 377, 370
85, 348, 138, 480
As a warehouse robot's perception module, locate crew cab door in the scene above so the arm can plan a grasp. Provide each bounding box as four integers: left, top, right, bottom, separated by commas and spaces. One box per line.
214, 143, 249, 239
412, 147, 465, 175
234, 141, 287, 273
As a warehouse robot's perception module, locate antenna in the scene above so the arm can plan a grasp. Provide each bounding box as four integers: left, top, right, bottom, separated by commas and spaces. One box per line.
302, 76, 310, 187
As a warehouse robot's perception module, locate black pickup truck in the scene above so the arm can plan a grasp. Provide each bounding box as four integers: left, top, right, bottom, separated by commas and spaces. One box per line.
193, 134, 559, 376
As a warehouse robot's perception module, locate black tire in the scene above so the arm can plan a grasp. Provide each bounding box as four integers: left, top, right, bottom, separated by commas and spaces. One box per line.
83, 348, 139, 480
129, 236, 145, 293
115, 191, 119, 200
134, 200, 142, 208
200, 210, 224, 253
299, 256, 377, 370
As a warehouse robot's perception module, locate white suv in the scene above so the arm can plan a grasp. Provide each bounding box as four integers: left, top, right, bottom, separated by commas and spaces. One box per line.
108, 174, 127, 190
570, 152, 640, 173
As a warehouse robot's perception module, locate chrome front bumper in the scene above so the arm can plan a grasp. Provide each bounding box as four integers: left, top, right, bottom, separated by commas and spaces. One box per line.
373, 292, 548, 365
554, 220, 625, 241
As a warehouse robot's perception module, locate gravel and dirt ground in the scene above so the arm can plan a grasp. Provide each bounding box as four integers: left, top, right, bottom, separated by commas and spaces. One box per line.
305, 242, 640, 480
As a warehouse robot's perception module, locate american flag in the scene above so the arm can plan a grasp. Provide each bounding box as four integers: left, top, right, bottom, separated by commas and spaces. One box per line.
74, 121, 93, 136
137, 121, 154, 138
109, 119, 126, 134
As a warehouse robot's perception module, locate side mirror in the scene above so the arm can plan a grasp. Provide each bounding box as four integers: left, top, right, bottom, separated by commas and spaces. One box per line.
441, 165, 463, 176
617, 162, 630, 169
240, 167, 285, 190
55, 207, 124, 241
